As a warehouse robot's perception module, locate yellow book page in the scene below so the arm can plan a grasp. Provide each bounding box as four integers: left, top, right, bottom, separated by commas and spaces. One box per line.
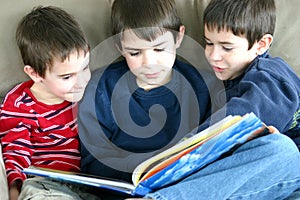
139, 132, 217, 182
132, 115, 242, 185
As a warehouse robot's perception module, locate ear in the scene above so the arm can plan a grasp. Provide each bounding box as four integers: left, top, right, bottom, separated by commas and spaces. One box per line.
114, 43, 126, 57
175, 25, 185, 48
114, 43, 122, 54
23, 65, 44, 83
256, 34, 273, 55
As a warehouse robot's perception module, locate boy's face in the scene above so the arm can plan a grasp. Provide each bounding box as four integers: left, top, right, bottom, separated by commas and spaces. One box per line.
204, 25, 259, 80
33, 50, 90, 104
120, 29, 183, 90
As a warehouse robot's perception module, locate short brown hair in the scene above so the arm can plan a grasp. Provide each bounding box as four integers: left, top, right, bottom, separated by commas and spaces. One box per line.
16, 6, 89, 77
111, 0, 182, 49
204, 0, 276, 49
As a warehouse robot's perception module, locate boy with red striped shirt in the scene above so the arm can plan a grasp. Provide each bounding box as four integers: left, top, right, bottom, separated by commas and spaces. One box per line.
0, 6, 98, 200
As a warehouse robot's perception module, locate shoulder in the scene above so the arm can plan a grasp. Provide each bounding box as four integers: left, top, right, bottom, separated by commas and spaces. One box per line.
250, 54, 298, 81
174, 59, 214, 90
244, 54, 300, 89
80, 60, 130, 109
85, 60, 129, 92
1, 80, 33, 107
90, 60, 129, 84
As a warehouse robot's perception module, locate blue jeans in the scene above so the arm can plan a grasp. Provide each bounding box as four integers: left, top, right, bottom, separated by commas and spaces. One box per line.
146, 134, 300, 200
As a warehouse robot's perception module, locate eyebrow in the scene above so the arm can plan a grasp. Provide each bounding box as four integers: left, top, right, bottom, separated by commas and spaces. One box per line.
204, 36, 234, 45
124, 41, 167, 51
57, 63, 89, 78
58, 73, 73, 78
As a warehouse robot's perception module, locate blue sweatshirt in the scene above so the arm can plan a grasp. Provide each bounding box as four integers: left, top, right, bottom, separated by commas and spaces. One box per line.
199, 53, 300, 148
78, 59, 212, 182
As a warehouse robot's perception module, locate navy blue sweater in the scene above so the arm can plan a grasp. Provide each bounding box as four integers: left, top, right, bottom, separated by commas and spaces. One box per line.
78, 59, 212, 182
199, 53, 300, 148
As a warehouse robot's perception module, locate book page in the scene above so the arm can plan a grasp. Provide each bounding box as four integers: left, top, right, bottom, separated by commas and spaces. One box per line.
132, 115, 242, 185
23, 167, 136, 195
136, 113, 265, 190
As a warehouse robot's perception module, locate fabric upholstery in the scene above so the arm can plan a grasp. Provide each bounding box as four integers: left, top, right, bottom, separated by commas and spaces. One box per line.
0, 0, 299, 101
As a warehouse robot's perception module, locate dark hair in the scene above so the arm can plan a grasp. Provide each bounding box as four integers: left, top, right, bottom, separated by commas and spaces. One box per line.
203, 0, 276, 49
16, 6, 89, 77
111, 0, 182, 48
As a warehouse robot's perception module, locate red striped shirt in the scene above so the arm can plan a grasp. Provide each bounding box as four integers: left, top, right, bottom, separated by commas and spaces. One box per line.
0, 80, 80, 186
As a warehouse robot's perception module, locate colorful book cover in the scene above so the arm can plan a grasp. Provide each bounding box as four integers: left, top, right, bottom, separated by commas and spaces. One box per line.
22, 112, 269, 196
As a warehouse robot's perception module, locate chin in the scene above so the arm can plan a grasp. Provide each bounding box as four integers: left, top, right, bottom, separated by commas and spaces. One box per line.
66, 93, 84, 103
215, 73, 226, 81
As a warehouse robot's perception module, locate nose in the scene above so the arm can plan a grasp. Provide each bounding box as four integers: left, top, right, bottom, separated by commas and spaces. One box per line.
142, 50, 157, 66
75, 69, 91, 88
207, 46, 222, 61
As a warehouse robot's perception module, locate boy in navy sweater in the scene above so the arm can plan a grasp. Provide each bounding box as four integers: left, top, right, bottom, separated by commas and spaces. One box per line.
201, 0, 300, 148
78, 0, 300, 199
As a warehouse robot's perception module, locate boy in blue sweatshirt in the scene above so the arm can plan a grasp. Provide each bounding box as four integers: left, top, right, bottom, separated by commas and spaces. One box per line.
201, 0, 300, 148
78, 0, 300, 199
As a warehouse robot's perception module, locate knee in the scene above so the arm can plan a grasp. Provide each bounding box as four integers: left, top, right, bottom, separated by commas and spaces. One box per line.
262, 133, 300, 167
267, 133, 299, 154
238, 133, 300, 165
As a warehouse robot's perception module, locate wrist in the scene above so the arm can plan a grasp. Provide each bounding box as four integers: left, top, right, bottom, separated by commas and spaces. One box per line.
10, 179, 22, 192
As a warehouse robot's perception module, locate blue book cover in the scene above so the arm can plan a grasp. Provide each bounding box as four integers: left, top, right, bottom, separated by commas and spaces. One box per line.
23, 113, 269, 197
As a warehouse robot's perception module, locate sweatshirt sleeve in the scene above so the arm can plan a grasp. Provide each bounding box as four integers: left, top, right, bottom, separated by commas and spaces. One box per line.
228, 70, 298, 131
198, 63, 299, 134
1, 123, 33, 186
78, 68, 118, 175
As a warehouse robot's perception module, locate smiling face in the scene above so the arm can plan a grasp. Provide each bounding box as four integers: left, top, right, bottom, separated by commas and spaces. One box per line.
204, 25, 260, 81
26, 50, 91, 104
120, 28, 184, 90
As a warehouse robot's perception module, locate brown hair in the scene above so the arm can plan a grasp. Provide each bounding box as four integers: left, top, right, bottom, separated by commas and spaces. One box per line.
204, 0, 276, 49
111, 0, 182, 49
16, 6, 89, 77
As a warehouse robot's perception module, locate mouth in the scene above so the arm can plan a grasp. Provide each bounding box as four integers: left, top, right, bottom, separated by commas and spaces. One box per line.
69, 89, 84, 94
144, 72, 160, 79
212, 66, 225, 73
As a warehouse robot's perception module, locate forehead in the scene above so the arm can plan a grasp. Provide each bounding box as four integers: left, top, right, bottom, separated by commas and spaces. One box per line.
121, 29, 175, 49
204, 25, 247, 43
49, 50, 90, 73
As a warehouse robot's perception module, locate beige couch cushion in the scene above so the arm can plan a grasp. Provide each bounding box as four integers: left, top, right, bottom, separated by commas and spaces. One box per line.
0, 0, 299, 101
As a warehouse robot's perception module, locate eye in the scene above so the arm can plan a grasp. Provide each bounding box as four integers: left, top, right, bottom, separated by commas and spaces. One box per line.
61, 74, 72, 80
205, 40, 213, 46
129, 51, 141, 56
222, 46, 233, 51
154, 48, 165, 52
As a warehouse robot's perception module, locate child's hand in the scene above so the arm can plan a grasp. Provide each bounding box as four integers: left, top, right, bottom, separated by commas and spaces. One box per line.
268, 125, 279, 133
9, 182, 20, 200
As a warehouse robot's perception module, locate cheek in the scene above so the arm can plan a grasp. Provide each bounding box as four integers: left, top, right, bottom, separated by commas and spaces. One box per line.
53, 81, 75, 94
161, 52, 176, 68
204, 48, 210, 59
125, 56, 142, 71
226, 52, 247, 66
58, 85, 72, 94
83, 70, 91, 83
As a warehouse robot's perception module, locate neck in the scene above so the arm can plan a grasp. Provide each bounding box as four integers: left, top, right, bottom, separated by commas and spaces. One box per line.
30, 82, 64, 105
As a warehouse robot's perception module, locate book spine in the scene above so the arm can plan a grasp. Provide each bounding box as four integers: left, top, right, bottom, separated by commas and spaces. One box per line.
133, 184, 152, 196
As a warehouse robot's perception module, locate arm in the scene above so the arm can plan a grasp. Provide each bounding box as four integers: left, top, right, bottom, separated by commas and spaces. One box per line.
199, 68, 299, 133
1, 124, 33, 188
78, 68, 133, 180
78, 66, 166, 182
0, 142, 9, 200
9, 180, 21, 200
0, 123, 33, 200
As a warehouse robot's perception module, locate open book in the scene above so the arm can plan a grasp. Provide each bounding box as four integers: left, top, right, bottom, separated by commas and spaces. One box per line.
23, 112, 269, 196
